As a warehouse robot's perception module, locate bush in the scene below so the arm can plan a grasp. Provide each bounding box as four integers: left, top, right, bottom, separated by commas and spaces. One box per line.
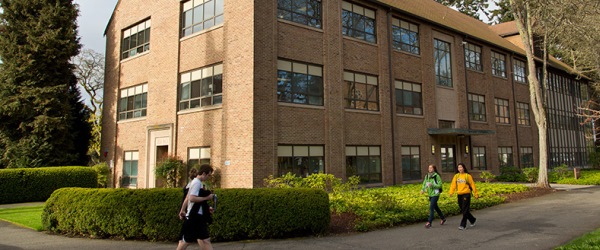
556, 169, 600, 185
92, 162, 110, 188
522, 167, 538, 183
552, 164, 571, 179
264, 173, 359, 193
496, 166, 526, 182
155, 156, 185, 188
42, 187, 330, 242
480, 171, 496, 183
0, 167, 97, 204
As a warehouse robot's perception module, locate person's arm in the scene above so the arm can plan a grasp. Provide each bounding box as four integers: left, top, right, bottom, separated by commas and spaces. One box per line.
469, 174, 479, 198
189, 193, 214, 203
178, 196, 188, 219
421, 177, 428, 193
449, 174, 457, 196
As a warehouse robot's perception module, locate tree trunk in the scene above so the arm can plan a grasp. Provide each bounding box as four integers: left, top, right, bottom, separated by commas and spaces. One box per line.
510, 0, 551, 188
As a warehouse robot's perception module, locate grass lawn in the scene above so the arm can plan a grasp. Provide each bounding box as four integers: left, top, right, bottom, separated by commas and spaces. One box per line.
0, 205, 44, 231
555, 227, 600, 250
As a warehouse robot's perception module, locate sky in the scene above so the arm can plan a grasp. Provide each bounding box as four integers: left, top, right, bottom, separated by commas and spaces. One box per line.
75, 0, 118, 54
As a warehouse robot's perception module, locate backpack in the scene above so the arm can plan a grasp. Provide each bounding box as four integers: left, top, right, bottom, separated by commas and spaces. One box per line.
428, 173, 442, 193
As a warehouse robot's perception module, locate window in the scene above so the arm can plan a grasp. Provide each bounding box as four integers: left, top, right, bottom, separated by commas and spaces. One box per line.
182, 0, 224, 37
494, 98, 510, 124
514, 59, 527, 83
517, 102, 531, 126
277, 59, 323, 106
464, 43, 482, 71
179, 64, 223, 110
401, 146, 420, 181
472, 147, 486, 170
439, 120, 455, 129
346, 146, 382, 183
341, 1, 376, 43
344, 71, 379, 111
122, 151, 138, 187
520, 147, 534, 168
118, 84, 148, 120
434, 39, 452, 87
122, 20, 151, 60
391, 18, 419, 54
278, 145, 324, 177
277, 0, 322, 28
188, 147, 211, 169
395, 80, 422, 115
441, 145, 455, 172
491, 51, 507, 78
468, 93, 486, 121
498, 147, 513, 167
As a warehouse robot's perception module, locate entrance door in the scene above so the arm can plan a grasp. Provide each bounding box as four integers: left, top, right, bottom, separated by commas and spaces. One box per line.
441, 145, 456, 173
148, 129, 171, 188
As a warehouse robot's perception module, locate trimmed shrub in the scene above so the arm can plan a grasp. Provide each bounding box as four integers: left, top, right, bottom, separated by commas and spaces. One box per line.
480, 171, 496, 183
92, 162, 110, 188
522, 167, 538, 183
496, 166, 526, 182
42, 187, 329, 242
0, 167, 97, 204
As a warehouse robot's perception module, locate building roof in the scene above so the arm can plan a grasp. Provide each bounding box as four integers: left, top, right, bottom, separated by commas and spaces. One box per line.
488, 21, 520, 37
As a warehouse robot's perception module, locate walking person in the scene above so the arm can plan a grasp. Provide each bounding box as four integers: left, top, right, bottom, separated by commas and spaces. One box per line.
421, 164, 447, 228
449, 163, 479, 230
177, 164, 215, 250
177, 167, 198, 244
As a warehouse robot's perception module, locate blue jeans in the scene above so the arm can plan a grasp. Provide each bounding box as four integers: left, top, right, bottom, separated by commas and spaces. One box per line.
428, 195, 445, 223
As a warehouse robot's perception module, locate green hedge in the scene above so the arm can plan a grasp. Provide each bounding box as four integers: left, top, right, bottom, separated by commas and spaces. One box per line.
0, 167, 97, 204
42, 187, 330, 242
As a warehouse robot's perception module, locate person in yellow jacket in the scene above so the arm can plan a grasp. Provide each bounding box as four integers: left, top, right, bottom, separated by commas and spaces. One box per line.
449, 163, 479, 230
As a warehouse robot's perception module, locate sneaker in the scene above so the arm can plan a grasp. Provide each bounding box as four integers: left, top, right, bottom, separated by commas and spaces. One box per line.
470, 219, 477, 227
458, 226, 466, 230
425, 222, 431, 229
440, 218, 447, 225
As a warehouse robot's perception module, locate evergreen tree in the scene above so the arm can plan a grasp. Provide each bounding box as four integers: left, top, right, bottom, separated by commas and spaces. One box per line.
0, 0, 90, 168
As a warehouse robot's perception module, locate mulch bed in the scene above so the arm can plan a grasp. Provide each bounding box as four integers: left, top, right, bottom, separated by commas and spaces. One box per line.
327, 187, 556, 235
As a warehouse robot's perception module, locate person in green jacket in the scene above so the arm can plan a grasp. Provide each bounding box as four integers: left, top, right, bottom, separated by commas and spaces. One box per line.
421, 164, 446, 228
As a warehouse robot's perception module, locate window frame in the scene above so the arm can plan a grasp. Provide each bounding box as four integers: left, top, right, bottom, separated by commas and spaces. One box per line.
122, 151, 139, 187
118, 84, 148, 121
277, 0, 322, 28
277, 145, 325, 177
472, 146, 487, 170
391, 18, 419, 55
179, 63, 223, 111
434, 39, 453, 87
517, 102, 531, 126
395, 80, 422, 115
468, 93, 486, 122
401, 146, 421, 181
491, 51, 507, 78
464, 43, 483, 71
514, 59, 527, 83
346, 145, 382, 183
277, 59, 324, 106
494, 98, 510, 124
343, 71, 379, 111
121, 19, 151, 60
520, 147, 534, 168
341, 1, 377, 43
181, 0, 224, 37
498, 146, 513, 167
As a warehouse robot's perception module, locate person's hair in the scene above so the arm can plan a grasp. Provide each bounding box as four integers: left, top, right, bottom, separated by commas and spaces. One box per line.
188, 167, 198, 180
456, 163, 469, 174
429, 164, 439, 174
199, 164, 214, 176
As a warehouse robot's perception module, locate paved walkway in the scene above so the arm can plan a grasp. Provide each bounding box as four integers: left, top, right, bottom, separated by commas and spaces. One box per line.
1, 184, 599, 250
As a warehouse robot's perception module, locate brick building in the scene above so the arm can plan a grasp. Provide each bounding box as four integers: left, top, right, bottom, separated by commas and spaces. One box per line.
102, 0, 592, 188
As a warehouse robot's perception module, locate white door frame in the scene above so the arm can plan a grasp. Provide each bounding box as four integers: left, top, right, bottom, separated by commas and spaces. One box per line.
147, 125, 173, 188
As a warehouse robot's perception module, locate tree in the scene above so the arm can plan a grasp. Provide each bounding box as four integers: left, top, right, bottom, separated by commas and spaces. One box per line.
73, 49, 104, 164
0, 0, 90, 168
435, 0, 492, 20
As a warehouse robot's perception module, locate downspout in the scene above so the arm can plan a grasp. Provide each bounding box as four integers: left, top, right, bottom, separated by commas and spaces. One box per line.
510, 52, 521, 168
386, 9, 397, 184
462, 36, 472, 169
